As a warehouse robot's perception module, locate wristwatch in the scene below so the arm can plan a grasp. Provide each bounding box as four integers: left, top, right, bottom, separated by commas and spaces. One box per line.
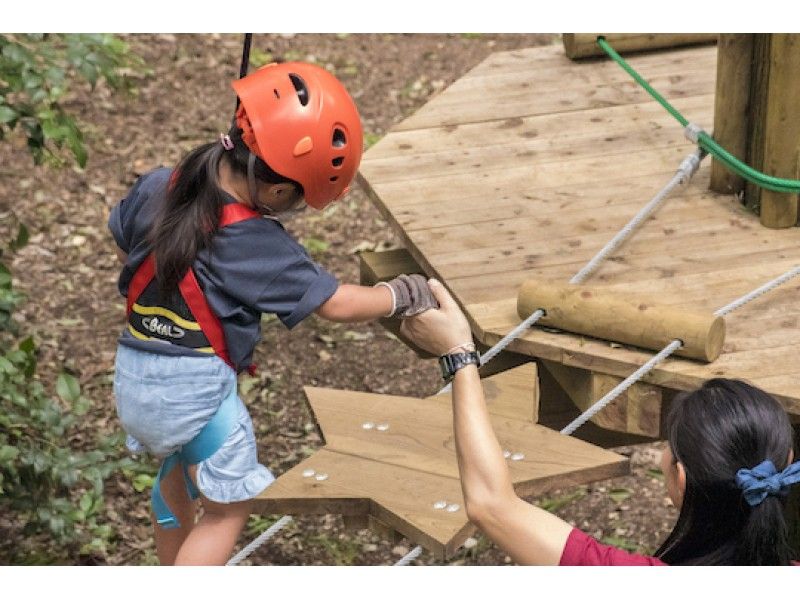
439, 350, 480, 382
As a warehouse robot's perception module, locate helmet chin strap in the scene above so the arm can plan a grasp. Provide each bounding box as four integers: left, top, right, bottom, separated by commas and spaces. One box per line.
247, 152, 274, 216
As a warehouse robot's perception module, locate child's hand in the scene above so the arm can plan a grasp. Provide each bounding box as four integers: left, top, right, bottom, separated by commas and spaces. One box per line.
400, 279, 474, 356
377, 274, 440, 318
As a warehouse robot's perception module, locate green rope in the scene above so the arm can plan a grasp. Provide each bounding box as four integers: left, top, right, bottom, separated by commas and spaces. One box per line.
596, 36, 800, 194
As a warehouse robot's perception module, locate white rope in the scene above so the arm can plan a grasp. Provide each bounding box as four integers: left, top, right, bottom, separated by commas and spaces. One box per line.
569, 150, 704, 285
714, 265, 800, 317
560, 339, 683, 436
394, 545, 424, 566
226, 515, 293, 566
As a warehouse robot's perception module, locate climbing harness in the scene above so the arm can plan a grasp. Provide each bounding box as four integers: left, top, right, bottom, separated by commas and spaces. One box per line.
128, 202, 261, 527
153, 389, 240, 528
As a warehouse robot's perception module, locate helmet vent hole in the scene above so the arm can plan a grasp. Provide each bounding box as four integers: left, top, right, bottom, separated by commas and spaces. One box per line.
332, 128, 346, 148
329, 176, 339, 183
273, 89, 280, 99
288, 74, 309, 106
332, 156, 344, 168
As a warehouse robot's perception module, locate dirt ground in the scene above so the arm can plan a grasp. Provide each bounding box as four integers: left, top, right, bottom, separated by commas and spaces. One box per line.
0, 33, 677, 565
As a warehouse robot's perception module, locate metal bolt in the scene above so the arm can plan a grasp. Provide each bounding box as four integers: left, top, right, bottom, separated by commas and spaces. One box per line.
510, 452, 525, 461
446, 503, 461, 513
362, 422, 375, 430
433, 500, 447, 510
302, 469, 316, 478
376, 423, 390, 431
314, 473, 329, 482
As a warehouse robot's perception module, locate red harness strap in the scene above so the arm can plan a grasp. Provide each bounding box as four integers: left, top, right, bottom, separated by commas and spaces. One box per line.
126, 203, 261, 371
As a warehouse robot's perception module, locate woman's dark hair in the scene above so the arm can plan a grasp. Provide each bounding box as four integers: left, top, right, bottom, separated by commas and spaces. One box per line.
654, 378, 795, 565
148, 126, 301, 296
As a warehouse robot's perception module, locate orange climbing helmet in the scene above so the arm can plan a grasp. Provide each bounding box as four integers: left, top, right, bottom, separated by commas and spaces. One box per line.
231, 62, 363, 210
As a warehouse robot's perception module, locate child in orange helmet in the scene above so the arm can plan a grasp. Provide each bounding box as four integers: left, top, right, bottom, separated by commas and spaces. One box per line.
109, 62, 437, 565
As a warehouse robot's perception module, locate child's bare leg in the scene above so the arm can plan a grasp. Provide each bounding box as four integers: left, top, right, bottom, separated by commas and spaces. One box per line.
173, 465, 252, 565
152, 464, 198, 565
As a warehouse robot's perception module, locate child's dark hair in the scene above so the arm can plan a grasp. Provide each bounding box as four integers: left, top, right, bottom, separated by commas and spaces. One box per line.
148, 126, 302, 296
654, 378, 795, 565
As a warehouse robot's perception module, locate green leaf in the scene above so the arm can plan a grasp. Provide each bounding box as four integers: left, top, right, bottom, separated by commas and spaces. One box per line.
0, 445, 20, 463
0, 105, 16, 124
79, 492, 93, 514
18, 336, 35, 354
132, 473, 154, 492
0, 356, 15, 374
10, 223, 29, 251
56, 372, 80, 402
608, 487, 632, 504
301, 237, 329, 256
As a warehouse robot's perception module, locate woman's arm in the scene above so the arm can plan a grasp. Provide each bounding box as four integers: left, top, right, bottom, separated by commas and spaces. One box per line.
401, 279, 574, 566
315, 283, 393, 323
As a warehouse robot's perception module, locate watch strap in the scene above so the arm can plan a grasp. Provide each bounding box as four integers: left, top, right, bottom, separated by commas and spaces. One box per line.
439, 350, 480, 381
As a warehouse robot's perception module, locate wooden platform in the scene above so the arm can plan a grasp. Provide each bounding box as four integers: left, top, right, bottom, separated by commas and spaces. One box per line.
358, 43, 800, 416
255, 364, 629, 559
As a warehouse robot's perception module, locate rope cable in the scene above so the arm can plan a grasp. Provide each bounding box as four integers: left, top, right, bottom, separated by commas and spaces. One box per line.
226, 515, 293, 566
394, 545, 424, 566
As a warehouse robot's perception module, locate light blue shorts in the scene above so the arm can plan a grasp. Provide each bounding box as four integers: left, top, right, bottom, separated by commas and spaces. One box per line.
113, 345, 274, 504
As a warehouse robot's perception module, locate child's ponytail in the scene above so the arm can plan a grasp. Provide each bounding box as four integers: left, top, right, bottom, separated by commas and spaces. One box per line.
149, 142, 228, 297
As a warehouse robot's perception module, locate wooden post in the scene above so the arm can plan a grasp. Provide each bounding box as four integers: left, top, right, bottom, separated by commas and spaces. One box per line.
710, 34, 753, 196
754, 34, 800, 228
714, 34, 800, 227
562, 33, 717, 60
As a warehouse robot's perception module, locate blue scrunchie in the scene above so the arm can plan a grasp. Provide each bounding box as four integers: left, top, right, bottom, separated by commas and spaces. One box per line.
735, 460, 800, 507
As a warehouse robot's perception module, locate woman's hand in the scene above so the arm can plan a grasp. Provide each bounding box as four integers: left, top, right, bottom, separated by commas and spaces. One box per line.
400, 279, 473, 355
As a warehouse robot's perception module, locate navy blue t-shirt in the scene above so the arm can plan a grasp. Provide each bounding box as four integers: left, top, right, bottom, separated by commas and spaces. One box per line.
108, 168, 339, 372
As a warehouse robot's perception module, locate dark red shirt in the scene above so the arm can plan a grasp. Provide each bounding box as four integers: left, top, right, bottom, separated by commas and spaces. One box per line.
559, 528, 666, 566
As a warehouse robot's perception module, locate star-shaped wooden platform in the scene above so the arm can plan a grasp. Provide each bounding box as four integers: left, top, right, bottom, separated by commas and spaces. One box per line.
254, 364, 629, 560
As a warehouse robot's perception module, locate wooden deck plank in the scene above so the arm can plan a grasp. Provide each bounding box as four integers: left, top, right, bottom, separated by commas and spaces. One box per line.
366, 94, 713, 163
396, 50, 716, 130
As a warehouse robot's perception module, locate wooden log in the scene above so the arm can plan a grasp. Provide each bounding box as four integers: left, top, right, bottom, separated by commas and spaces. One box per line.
757, 34, 800, 228
710, 34, 753, 196
517, 280, 725, 362
563, 33, 717, 60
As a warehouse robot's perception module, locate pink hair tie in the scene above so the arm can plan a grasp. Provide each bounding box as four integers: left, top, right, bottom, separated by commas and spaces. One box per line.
219, 133, 234, 150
